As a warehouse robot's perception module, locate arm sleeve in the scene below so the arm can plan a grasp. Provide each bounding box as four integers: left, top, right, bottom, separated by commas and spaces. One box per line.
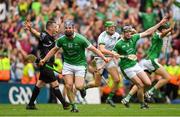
113, 41, 120, 53
139, 12, 143, 17
153, 32, 161, 40
98, 34, 105, 45
55, 38, 62, 48
40, 32, 49, 42
81, 35, 92, 48
132, 33, 140, 44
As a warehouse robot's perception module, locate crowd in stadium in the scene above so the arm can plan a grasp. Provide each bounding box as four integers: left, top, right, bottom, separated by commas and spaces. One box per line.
0, 0, 180, 104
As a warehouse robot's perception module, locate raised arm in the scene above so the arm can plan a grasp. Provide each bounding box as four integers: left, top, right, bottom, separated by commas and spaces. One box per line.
160, 22, 175, 38
24, 20, 40, 38
39, 47, 59, 66
140, 16, 168, 38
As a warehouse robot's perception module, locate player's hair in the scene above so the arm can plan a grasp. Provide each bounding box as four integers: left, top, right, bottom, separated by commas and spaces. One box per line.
46, 20, 56, 30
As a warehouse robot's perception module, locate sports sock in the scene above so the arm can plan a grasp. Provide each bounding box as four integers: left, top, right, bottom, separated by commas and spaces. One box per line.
148, 86, 156, 94
52, 86, 66, 105
124, 94, 132, 102
29, 86, 40, 105
140, 101, 145, 106
71, 102, 77, 109
84, 84, 88, 90
107, 92, 115, 100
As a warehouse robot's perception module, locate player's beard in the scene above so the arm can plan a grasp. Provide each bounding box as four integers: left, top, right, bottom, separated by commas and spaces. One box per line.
65, 31, 74, 37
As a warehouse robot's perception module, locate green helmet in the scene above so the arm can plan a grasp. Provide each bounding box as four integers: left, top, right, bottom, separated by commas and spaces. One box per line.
104, 21, 116, 27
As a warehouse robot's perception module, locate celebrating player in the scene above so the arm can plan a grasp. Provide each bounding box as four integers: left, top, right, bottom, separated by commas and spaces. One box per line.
114, 16, 168, 109
39, 20, 109, 112
121, 21, 174, 107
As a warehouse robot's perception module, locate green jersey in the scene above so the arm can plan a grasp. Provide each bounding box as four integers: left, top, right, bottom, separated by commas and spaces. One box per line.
146, 32, 163, 60
113, 34, 140, 69
56, 33, 92, 66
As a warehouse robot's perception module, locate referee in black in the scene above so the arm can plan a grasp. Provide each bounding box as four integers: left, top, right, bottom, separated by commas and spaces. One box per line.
24, 19, 69, 110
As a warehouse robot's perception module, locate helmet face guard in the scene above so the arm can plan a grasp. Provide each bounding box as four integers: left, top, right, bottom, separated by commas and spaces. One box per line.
122, 25, 133, 39
123, 25, 133, 32
64, 20, 75, 28
64, 20, 75, 37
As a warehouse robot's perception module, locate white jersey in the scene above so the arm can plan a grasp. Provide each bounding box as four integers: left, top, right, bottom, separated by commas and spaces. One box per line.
98, 31, 120, 50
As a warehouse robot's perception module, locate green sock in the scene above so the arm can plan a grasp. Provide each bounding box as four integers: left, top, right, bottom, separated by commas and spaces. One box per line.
84, 85, 88, 90
148, 86, 156, 94
83, 83, 89, 90
107, 92, 115, 100
71, 103, 77, 109
140, 101, 145, 105
124, 94, 132, 102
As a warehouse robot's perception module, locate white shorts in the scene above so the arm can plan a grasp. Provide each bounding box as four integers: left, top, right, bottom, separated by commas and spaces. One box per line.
122, 63, 143, 79
139, 59, 161, 73
96, 58, 118, 73
62, 62, 86, 78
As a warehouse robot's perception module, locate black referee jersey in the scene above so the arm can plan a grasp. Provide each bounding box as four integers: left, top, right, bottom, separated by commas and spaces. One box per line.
38, 31, 55, 63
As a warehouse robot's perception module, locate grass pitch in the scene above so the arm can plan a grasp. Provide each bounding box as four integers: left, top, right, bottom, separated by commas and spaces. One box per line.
0, 104, 180, 116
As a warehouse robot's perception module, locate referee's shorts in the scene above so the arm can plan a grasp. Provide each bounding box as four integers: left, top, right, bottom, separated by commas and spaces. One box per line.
39, 63, 57, 83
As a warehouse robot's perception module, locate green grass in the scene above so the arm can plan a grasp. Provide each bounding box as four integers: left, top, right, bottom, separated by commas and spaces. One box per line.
0, 104, 180, 116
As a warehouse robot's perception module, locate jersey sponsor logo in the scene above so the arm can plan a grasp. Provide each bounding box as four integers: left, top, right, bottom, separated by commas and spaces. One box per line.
67, 51, 78, 55
127, 48, 134, 53
122, 43, 130, 49
8, 86, 33, 104
122, 45, 126, 48
43, 42, 53, 47
112, 37, 117, 40
48, 40, 52, 44
106, 44, 114, 50
68, 43, 73, 48
62, 43, 67, 46
40, 33, 46, 41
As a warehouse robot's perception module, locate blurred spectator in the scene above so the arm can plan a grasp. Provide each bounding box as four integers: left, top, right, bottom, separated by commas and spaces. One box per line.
10, 49, 24, 83
139, 7, 158, 30
0, 45, 10, 82
171, 0, 180, 22
0, 0, 8, 22
18, 0, 29, 20
53, 51, 63, 80
165, 57, 180, 101
31, 0, 42, 16
21, 57, 36, 84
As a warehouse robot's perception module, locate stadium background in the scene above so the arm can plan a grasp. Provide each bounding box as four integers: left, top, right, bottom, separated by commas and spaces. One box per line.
0, 0, 180, 107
